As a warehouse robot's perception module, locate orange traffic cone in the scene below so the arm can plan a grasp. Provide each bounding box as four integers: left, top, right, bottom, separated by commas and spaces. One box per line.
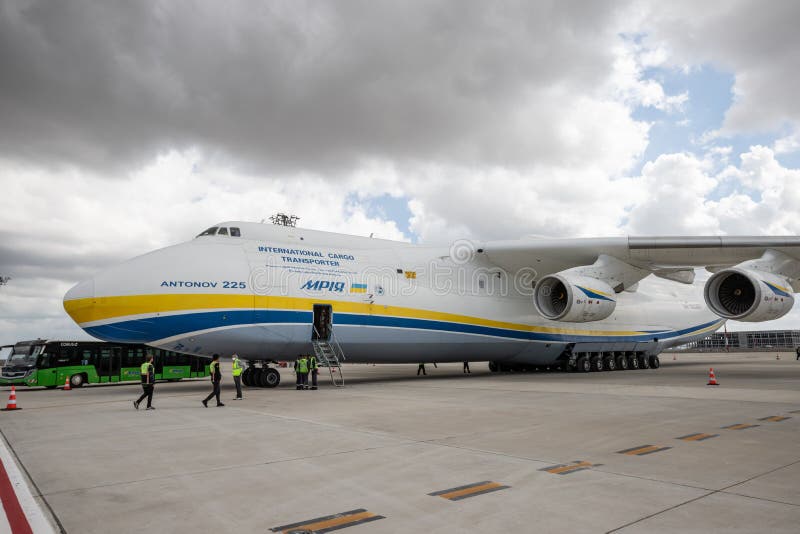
707, 368, 719, 386
2, 385, 20, 411
63, 376, 71, 390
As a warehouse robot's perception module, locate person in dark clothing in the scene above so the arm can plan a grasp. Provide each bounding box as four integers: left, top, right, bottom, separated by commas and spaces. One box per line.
463, 361, 471, 373
134, 353, 156, 410
796, 346, 800, 360
417, 363, 426, 376
202, 354, 224, 407
309, 353, 319, 390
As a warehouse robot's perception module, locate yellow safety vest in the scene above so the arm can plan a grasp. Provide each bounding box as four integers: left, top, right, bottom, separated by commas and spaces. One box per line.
308, 355, 318, 371
140, 362, 153, 383
232, 358, 242, 377
297, 358, 308, 374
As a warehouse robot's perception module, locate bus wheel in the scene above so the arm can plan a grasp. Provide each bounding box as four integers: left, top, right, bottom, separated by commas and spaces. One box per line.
263, 368, 280, 388
70, 374, 86, 388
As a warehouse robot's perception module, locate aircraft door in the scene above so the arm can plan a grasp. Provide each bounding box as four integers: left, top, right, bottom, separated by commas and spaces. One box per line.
312, 304, 332, 340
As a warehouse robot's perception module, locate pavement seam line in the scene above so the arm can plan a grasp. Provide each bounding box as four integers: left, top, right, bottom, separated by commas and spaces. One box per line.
605, 457, 800, 532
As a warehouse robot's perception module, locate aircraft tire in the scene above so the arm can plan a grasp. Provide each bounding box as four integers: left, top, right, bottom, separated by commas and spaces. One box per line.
488, 362, 498, 373
616, 354, 629, 370
628, 354, 640, 370
242, 368, 252, 387
255, 368, 269, 388
638, 354, 650, 369
576, 356, 591, 373
263, 368, 281, 388
649, 355, 660, 369
590, 355, 603, 372
604, 355, 616, 371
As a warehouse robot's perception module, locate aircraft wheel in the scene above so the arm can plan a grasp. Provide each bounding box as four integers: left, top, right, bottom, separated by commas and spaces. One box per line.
242, 368, 252, 387
254, 368, 268, 387
638, 354, 650, 369
590, 355, 603, 372
649, 355, 660, 369
616, 354, 629, 370
576, 356, 591, 373
488, 362, 498, 373
628, 354, 640, 370
604, 356, 616, 371
263, 368, 281, 388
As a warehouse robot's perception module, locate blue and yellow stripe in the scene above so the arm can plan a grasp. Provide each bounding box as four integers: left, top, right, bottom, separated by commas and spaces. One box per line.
64, 294, 723, 345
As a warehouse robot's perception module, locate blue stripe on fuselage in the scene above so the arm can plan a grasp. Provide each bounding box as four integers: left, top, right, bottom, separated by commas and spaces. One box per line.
83, 309, 721, 345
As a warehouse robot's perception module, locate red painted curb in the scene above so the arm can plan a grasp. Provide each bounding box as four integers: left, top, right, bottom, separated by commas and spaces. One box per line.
0, 454, 33, 534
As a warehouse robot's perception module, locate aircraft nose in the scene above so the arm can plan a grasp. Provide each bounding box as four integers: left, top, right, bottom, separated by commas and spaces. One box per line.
63, 277, 95, 325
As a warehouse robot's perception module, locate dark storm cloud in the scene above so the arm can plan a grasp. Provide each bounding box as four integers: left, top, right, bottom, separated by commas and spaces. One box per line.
0, 0, 625, 173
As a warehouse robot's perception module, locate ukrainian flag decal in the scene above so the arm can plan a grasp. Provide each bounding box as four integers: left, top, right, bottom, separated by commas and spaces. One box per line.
350, 283, 368, 293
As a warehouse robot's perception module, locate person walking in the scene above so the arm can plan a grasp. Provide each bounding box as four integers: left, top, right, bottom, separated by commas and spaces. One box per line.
309, 352, 319, 390
202, 354, 224, 407
796, 346, 800, 360
417, 363, 426, 376
463, 361, 470, 374
231, 353, 243, 400
134, 353, 156, 410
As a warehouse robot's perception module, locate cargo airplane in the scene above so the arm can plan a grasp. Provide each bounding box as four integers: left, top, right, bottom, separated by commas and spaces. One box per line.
63, 222, 800, 387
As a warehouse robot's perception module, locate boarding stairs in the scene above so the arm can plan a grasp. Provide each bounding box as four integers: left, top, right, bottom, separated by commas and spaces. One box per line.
312, 327, 345, 387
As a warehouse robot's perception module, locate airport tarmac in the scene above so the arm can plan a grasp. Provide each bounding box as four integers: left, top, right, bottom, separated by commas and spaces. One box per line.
1, 351, 798, 533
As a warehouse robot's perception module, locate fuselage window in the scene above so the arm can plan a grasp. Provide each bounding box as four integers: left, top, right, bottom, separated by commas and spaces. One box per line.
230, 227, 241, 237
197, 227, 218, 237
218, 227, 229, 236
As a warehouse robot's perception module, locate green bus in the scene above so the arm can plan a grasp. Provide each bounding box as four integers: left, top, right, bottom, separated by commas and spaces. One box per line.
0, 340, 210, 388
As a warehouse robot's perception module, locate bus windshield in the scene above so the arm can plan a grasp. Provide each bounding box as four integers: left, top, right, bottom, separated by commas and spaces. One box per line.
7, 344, 43, 367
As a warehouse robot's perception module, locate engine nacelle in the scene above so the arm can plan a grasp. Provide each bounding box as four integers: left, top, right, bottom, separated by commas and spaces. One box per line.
704, 268, 795, 322
534, 274, 617, 322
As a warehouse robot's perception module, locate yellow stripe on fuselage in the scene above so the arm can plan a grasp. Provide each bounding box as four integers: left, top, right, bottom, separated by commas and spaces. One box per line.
63, 293, 710, 337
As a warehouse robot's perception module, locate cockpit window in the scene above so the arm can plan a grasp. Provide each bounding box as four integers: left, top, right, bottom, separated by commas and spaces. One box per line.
197, 227, 218, 237
230, 227, 241, 237
218, 227, 229, 236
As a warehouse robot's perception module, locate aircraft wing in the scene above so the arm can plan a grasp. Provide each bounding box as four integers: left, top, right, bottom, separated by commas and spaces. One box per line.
478, 236, 800, 290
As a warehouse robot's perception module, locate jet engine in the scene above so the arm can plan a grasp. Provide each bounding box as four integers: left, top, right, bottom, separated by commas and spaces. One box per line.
534, 274, 616, 322
704, 268, 794, 321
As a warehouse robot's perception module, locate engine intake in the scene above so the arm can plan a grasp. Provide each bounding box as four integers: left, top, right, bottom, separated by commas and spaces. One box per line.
534, 274, 616, 322
704, 268, 794, 321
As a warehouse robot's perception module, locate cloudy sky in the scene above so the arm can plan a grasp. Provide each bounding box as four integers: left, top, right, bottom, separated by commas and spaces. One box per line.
1, 0, 799, 343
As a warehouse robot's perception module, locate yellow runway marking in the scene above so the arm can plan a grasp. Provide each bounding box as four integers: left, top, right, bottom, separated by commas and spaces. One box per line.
758, 416, 790, 422
722, 423, 759, 430
270, 509, 384, 533
429, 481, 510, 501
541, 461, 595, 475
617, 444, 672, 456
676, 433, 719, 442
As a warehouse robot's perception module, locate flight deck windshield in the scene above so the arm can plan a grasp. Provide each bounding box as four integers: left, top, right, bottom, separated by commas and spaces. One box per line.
8, 344, 42, 367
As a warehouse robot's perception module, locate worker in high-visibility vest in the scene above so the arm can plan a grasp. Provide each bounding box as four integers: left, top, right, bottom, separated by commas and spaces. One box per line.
231, 353, 243, 400
294, 355, 309, 390
309, 353, 319, 390
202, 354, 225, 407
134, 353, 155, 410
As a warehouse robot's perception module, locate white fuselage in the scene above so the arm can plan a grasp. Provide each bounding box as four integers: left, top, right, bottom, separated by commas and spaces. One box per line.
63, 223, 723, 364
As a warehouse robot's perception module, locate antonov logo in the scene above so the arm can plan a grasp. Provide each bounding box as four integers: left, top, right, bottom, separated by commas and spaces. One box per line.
301, 280, 346, 292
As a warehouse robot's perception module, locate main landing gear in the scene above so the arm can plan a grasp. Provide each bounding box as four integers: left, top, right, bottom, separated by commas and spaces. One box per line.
488, 351, 660, 374
242, 362, 281, 388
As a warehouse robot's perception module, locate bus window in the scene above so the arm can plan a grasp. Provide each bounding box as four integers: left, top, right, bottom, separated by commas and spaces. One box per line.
230, 227, 241, 237
7, 344, 42, 368
124, 347, 145, 367
81, 349, 94, 366
197, 227, 218, 237
217, 227, 229, 236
